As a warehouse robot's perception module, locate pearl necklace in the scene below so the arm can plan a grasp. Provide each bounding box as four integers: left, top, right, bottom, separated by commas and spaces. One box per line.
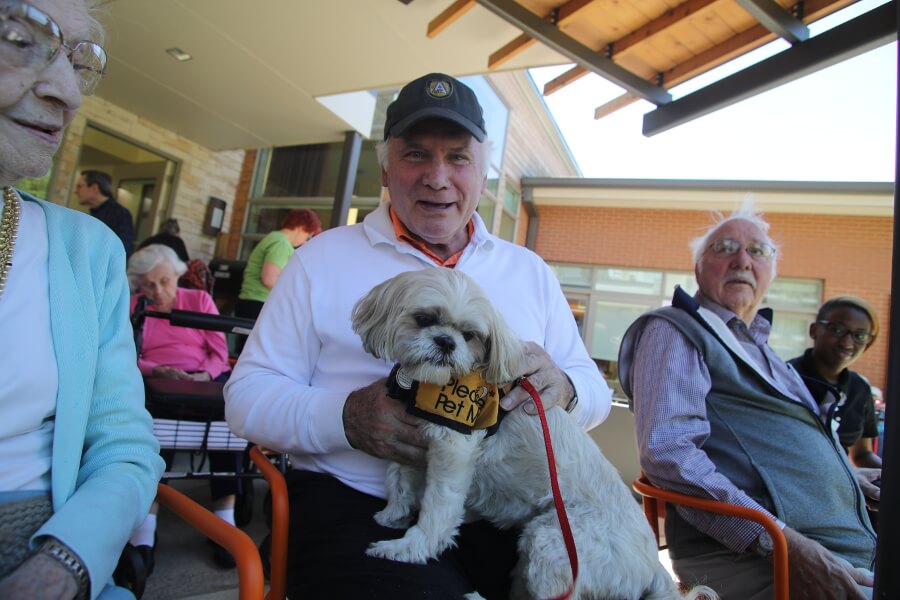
0, 186, 21, 300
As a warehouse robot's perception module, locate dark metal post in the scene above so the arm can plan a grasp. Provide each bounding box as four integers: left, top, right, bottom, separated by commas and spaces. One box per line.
522, 185, 539, 250
330, 131, 362, 230
873, 10, 899, 598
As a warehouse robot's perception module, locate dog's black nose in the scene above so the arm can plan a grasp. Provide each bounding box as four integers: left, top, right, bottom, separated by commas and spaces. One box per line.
433, 334, 456, 353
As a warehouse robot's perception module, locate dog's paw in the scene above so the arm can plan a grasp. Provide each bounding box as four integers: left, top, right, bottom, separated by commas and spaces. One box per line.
463, 593, 487, 600
373, 507, 413, 529
365, 527, 445, 564
366, 538, 429, 564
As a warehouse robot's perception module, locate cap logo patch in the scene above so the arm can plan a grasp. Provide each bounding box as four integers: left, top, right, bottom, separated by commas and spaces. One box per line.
427, 78, 453, 99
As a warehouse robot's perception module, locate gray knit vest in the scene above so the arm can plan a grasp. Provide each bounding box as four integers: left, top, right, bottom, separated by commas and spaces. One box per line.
621, 299, 876, 568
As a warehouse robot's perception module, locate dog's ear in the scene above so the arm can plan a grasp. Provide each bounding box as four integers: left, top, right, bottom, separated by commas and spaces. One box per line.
351, 277, 402, 361
482, 304, 524, 385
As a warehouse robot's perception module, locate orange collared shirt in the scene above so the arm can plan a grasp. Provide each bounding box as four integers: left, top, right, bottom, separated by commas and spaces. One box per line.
389, 206, 474, 267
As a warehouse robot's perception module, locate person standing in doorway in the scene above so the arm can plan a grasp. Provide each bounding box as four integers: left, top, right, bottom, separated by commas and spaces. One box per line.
74, 169, 134, 255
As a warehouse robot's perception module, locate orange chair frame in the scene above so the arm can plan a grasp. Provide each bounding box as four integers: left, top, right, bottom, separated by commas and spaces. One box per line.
244, 452, 793, 600
156, 482, 264, 600
249, 445, 291, 600
632, 474, 789, 600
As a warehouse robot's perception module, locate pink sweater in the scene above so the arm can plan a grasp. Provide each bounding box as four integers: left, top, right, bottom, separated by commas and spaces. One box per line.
130, 288, 230, 379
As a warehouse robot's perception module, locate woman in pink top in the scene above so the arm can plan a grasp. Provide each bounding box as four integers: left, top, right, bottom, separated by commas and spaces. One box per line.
126, 244, 239, 572
129, 251, 229, 381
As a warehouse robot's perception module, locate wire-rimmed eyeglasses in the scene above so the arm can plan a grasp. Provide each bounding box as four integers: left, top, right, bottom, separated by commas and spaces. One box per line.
707, 238, 776, 261
816, 320, 873, 345
1, 0, 107, 96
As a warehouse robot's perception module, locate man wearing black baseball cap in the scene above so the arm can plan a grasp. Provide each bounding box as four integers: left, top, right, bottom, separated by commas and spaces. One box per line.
226, 72, 612, 599
383, 72, 487, 142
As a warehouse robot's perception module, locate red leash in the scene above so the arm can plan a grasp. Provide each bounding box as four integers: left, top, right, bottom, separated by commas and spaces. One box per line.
518, 378, 579, 600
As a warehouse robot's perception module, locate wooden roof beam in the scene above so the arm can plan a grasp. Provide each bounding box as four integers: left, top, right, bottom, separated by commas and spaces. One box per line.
478, 0, 671, 104
593, 93, 640, 119
649, 0, 852, 91
427, 0, 476, 38
545, 0, 848, 97
542, 66, 591, 96
584, 0, 853, 120
613, 0, 720, 56
488, 0, 594, 69
591, 22, 777, 120
643, 0, 897, 136
543, 0, 719, 95
638, 0, 853, 88
734, 0, 809, 43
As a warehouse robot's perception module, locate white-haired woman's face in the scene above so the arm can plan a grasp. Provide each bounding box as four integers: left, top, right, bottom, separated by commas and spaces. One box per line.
0, 0, 90, 186
138, 261, 179, 313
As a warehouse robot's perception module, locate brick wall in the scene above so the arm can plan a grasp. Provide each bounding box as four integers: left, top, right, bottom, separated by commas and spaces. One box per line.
49, 96, 245, 263
533, 206, 893, 390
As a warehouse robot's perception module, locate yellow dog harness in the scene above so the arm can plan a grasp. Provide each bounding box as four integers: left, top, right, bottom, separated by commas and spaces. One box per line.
386, 364, 510, 435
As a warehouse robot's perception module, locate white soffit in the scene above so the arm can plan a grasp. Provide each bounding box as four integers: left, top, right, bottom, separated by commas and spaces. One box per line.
97, 0, 567, 151
316, 91, 377, 139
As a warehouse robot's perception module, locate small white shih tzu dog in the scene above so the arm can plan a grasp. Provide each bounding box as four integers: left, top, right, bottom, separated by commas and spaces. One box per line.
351, 268, 715, 600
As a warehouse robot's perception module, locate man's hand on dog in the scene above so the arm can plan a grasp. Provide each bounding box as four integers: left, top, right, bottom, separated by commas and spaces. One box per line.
344, 377, 429, 467
501, 341, 575, 415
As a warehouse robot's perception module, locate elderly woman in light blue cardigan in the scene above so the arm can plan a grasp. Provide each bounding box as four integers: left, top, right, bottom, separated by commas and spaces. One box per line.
0, 190, 165, 599
0, 0, 164, 598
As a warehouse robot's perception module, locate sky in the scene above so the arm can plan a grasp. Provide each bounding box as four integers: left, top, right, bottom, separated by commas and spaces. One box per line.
527, 0, 897, 182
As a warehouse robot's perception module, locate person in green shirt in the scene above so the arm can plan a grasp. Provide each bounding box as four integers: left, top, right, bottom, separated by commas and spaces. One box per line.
235, 209, 322, 323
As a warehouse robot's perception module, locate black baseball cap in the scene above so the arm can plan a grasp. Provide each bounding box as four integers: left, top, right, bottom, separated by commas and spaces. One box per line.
384, 73, 486, 142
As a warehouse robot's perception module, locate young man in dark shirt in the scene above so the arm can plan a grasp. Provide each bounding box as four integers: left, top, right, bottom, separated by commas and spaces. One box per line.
789, 296, 882, 470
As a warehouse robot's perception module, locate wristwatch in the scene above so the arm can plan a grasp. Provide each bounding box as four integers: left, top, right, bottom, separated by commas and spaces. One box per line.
752, 531, 774, 559
41, 539, 89, 600
562, 373, 578, 413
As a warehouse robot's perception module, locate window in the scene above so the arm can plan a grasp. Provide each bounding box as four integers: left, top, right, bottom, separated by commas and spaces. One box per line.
498, 184, 520, 241
238, 200, 377, 261
244, 76, 512, 251
550, 263, 822, 402
476, 196, 496, 232
460, 76, 509, 235
459, 77, 508, 172
261, 141, 383, 199
242, 140, 384, 255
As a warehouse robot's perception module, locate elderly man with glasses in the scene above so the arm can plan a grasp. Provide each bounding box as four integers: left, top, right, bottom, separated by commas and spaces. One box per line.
618, 207, 877, 599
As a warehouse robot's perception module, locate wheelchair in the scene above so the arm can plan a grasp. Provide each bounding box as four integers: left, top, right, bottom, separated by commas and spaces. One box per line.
116, 302, 259, 597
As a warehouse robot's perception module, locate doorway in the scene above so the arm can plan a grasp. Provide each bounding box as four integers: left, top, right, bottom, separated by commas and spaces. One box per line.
72, 126, 178, 244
